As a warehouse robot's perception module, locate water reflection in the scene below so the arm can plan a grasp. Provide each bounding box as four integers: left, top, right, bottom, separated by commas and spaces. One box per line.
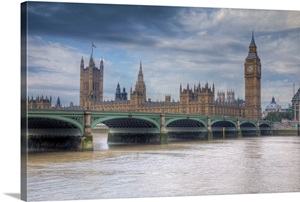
27, 133, 300, 201
93, 132, 109, 150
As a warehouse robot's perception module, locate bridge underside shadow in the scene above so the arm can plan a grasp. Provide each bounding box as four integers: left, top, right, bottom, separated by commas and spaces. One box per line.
240, 122, 257, 137
166, 119, 207, 141
260, 124, 272, 136
211, 121, 237, 139
28, 118, 83, 151
100, 118, 161, 145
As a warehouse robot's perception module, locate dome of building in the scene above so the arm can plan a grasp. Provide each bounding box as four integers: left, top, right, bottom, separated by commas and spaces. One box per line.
262, 96, 282, 118
265, 97, 279, 111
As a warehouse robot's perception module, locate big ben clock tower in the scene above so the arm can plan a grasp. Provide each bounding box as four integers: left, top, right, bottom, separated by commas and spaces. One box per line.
244, 32, 262, 120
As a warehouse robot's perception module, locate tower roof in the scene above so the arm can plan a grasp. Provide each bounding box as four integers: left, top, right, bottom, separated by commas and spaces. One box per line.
89, 57, 95, 66
246, 31, 259, 60
271, 96, 276, 104
249, 31, 256, 48
138, 61, 144, 81
292, 88, 300, 101
80, 56, 85, 68
139, 61, 143, 73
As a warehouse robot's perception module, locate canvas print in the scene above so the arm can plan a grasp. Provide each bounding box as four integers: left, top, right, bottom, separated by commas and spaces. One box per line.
21, 1, 300, 201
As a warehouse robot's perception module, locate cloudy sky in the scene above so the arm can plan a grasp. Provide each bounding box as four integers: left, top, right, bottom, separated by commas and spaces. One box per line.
25, 1, 300, 110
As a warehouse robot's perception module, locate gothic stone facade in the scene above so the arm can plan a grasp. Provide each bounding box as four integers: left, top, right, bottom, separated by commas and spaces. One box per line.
28, 95, 52, 109
244, 32, 262, 120
292, 88, 300, 121
80, 34, 262, 120
79, 56, 104, 107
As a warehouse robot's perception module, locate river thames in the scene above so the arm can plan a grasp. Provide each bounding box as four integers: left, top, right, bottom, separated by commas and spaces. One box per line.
27, 133, 300, 201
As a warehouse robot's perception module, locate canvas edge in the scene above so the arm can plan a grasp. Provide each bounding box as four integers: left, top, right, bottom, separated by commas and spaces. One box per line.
21, 1, 28, 201
17, 1, 300, 202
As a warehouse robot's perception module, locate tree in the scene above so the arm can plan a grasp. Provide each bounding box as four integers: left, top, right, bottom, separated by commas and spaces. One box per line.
265, 110, 293, 122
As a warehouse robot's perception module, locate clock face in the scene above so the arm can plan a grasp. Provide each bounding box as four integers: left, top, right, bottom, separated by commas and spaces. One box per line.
247, 65, 253, 72
257, 66, 261, 73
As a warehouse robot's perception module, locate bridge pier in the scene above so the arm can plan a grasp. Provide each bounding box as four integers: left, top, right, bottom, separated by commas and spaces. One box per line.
256, 121, 261, 137
160, 114, 168, 144
256, 130, 261, 137
237, 119, 242, 138
207, 130, 213, 140
84, 111, 91, 135
160, 132, 168, 144
207, 116, 213, 140
79, 135, 93, 151
81, 111, 93, 151
237, 130, 242, 138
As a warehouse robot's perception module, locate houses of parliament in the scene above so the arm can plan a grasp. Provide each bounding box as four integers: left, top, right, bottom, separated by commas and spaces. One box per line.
27, 33, 262, 120
79, 33, 262, 120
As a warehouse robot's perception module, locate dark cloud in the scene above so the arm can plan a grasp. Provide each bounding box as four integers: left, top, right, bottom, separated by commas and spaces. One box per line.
25, 2, 300, 108
27, 2, 188, 46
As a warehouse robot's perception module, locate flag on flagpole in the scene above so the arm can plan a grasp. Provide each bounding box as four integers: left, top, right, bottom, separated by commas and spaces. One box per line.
92, 42, 96, 48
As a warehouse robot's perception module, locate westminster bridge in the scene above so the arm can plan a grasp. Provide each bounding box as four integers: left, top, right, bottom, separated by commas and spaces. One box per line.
27, 109, 273, 150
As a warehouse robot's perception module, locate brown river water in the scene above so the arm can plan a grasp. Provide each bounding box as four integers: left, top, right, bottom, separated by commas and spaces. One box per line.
27, 133, 300, 201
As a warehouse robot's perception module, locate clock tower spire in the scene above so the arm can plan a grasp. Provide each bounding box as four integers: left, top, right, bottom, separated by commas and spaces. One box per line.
244, 32, 262, 120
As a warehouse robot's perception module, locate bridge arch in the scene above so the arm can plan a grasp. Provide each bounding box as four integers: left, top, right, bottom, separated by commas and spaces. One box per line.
240, 122, 257, 136
259, 123, 272, 136
28, 115, 84, 135
211, 120, 237, 128
91, 116, 160, 130
166, 118, 207, 129
92, 116, 161, 144
165, 118, 207, 140
211, 120, 237, 138
240, 121, 256, 128
259, 123, 272, 128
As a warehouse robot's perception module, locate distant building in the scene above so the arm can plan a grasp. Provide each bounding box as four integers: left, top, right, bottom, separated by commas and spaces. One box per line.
227, 89, 235, 103
55, 97, 61, 108
292, 88, 300, 121
165, 94, 171, 102
262, 97, 282, 118
216, 89, 237, 104
115, 83, 128, 101
28, 95, 52, 109
79, 51, 104, 107
79, 33, 261, 119
217, 91, 225, 103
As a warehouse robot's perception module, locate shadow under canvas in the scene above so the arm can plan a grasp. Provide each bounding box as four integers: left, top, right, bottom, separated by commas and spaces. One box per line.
5, 193, 21, 200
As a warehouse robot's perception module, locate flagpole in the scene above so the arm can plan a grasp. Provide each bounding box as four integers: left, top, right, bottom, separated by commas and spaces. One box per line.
91, 43, 93, 59
91, 42, 96, 59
